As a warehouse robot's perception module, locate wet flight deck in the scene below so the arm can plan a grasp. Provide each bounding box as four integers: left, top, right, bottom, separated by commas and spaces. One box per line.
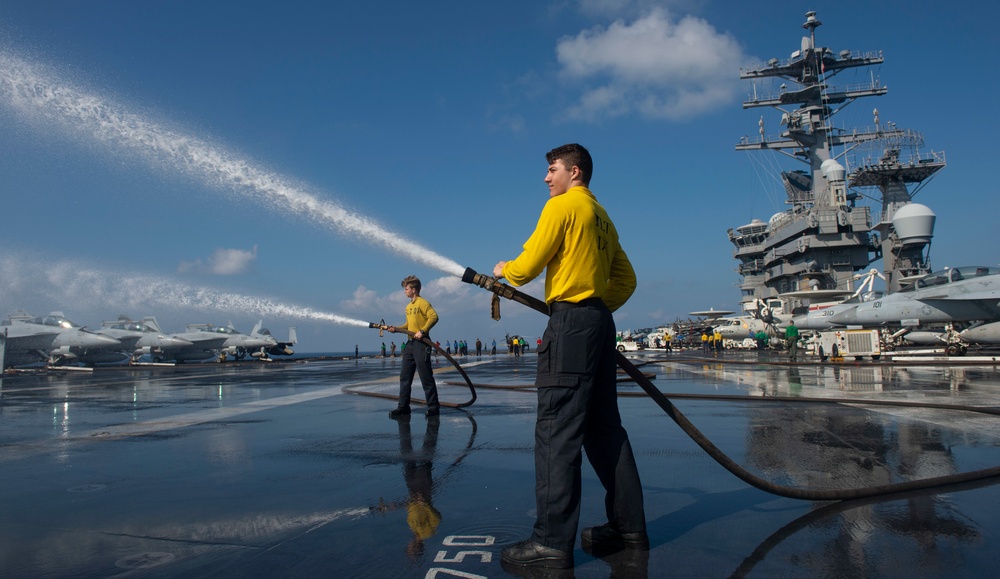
3, 351, 1000, 578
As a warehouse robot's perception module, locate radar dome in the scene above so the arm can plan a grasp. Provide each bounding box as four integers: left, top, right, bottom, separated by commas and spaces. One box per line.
892, 203, 936, 245
820, 159, 846, 182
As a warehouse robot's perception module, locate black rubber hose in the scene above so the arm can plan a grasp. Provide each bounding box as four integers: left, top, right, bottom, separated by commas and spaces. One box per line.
460, 267, 1000, 501
347, 325, 477, 408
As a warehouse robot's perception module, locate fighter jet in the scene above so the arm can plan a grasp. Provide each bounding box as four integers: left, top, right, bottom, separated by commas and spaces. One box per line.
828, 266, 1000, 327
141, 317, 232, 363
94, 316, 194, 364
139, 319, 278, 363
1, 310, 123, 368
213, 321, 279, 361
788, 291, 883, 331
786, 269, 889, 331
257, 326, 297, 357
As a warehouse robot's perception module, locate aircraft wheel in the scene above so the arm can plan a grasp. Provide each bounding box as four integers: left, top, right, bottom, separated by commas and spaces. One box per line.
617, 345, 625, 352
946, 344, 959, 356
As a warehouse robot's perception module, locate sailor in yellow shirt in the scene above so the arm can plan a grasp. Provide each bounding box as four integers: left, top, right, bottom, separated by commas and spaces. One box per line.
388, 275, 440, 418
494, 143, 647, 570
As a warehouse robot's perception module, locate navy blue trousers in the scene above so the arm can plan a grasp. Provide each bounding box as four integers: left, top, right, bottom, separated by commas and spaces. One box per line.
398, 339, 439, 410
531, 303, 646, 552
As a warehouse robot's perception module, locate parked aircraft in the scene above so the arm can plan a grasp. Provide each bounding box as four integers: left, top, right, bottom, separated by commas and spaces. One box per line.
257, 326, 297, 357
828, 266, 1000, 327
95, 316, 194, 364
141, 317, 231, 363
688, 308, 735, 319
712, 316, 774, 340
784, 269, 886, 331
1, 310, 122, 368
788, 291, 883, 331
137, 319, 279, 362
213, 321, 279, 361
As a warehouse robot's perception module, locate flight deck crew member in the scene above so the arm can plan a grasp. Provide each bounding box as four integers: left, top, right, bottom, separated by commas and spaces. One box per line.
388, 275, 441, 418
493, 143, 647, 571
786, 321, 800, 362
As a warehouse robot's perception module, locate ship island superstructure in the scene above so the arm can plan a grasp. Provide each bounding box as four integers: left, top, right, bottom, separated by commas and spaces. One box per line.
729, 11, 945, 317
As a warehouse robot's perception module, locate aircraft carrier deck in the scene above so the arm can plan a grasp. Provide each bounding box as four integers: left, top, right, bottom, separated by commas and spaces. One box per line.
3, 352, 1000, 578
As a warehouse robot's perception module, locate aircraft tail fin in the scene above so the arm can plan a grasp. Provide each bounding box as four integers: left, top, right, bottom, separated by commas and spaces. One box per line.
143, 316, 162, 332
288, 327, 297, 344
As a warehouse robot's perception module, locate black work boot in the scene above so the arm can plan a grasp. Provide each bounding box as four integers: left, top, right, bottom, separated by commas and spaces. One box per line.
500, 539, 573, 570
581, 523, 649, 552
388, 407, 410, 419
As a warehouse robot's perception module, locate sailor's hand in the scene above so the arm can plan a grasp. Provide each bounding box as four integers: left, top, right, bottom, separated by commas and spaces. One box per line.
493, 261, 507, 278
387, 326, 396, 333
414, 330, 424, 340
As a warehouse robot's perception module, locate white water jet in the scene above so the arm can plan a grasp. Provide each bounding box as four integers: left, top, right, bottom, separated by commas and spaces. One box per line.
0, 49, 466, 278
0, 254, 370, 328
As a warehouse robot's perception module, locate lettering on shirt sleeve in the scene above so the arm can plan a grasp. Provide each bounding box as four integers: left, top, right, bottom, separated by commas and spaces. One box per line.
596, 215, 610, 251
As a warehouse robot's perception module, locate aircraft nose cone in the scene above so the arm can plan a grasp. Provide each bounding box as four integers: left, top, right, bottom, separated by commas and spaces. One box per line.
827, 306, 858, 326
164, 336, 194, 348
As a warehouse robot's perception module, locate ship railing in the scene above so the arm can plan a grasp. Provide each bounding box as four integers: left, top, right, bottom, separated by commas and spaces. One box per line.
742, 79, 884, 108
740, 49, 883, 77
849, 147, 946, 172
738, 259, 767, 275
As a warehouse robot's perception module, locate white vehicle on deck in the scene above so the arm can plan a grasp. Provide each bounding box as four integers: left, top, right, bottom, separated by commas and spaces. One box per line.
616, 331, 646, 352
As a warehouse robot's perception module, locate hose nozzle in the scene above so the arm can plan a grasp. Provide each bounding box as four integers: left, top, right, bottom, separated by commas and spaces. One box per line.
368, 319, 388, 337
461, 266, 548, 320
461, 267, 515, 298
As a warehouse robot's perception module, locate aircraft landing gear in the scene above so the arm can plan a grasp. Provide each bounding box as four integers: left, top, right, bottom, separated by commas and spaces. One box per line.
942, 323, 968, 356
946, 343, 968, 356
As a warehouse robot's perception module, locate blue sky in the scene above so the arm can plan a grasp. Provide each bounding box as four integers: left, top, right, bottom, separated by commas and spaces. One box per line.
1, 1, 997, 353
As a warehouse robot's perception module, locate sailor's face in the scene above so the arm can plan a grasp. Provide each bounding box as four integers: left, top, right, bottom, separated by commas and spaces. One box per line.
404, 285, 416, 299
545, 159, 576, 198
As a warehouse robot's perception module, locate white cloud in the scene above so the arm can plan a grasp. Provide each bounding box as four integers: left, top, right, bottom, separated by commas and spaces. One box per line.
340, 284, 396, 315
178, 245, 258, 276
555, 8, 744, 121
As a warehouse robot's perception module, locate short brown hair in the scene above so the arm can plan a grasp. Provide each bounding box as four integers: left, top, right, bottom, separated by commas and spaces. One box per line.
546, 143, 592, 186
401, 275, 421, 292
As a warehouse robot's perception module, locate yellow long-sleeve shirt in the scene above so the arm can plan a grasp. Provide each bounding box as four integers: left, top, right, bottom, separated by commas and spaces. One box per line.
398, 296, 438, 334
501, 186, 636, 312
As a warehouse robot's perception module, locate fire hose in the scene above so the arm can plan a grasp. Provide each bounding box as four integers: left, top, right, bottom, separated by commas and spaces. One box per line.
355, 320, 477, 408
460, 267, 1000, 501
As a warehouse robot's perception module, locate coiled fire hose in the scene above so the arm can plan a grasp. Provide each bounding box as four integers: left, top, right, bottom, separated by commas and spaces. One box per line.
357, 320, 477, 408
460, 267, 1000, 501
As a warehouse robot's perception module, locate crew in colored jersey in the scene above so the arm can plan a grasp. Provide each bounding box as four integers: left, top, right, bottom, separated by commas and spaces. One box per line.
388, 275, 441, 418
494, 143, 648, 571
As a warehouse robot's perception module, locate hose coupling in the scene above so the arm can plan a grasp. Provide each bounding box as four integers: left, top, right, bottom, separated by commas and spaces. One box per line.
461, 267, 516, 299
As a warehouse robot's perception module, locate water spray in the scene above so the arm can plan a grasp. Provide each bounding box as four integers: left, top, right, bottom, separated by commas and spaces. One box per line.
0, 253, 370, 329
459, 266, 1000, 500
0, 50, 465, 278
